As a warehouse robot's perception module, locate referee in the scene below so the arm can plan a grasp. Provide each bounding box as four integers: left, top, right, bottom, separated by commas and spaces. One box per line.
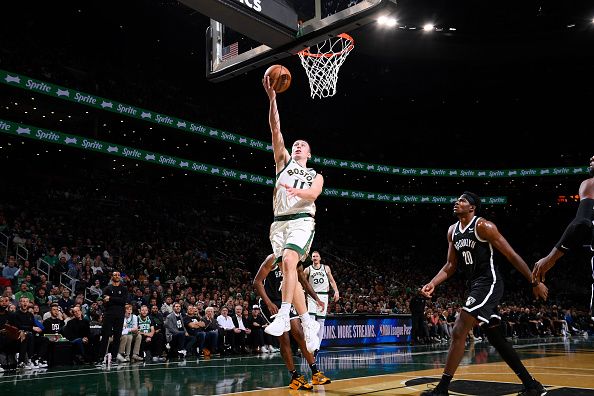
97, 271, 128, 365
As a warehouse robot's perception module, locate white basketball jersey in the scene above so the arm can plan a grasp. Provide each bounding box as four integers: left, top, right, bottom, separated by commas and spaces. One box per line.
274, 158, 317, 217
308, 264, 329, 293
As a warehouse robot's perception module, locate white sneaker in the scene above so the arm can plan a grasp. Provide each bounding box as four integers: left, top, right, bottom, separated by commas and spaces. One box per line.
35, 359, 48, 368
178, 349, 187, 358
302, 320, 320, 353
116, 353, 128, 363
18, 361, 35, 371
260, 345, 269, 353
265, 313, 290, 336
269, 346, 280, 353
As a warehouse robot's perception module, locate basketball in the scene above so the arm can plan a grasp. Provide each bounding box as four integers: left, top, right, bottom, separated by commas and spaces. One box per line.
264, 64, 291, 93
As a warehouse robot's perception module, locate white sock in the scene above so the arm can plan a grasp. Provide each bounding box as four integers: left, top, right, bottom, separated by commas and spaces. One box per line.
279, 302, 291, 316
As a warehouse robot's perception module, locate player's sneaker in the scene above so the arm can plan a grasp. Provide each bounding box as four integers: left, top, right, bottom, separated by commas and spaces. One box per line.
265, 313, 290, 336
517, 381, 547, 395
312, 371, 331, 385
302, 320, 320, 353
420, 388, 449, 396
289, 375, 314, 390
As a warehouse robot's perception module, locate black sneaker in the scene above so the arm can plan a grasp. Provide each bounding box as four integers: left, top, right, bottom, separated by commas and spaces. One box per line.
420, 388, 449, 396
517, 381, 547, 395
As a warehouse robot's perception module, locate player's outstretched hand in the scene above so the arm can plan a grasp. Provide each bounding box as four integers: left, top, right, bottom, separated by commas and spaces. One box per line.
532, 257, 556, 283
267, 302, 279, 316
532, 282, 548, 301
316, 299, 325, 312
420, 282, 434, 298
262, 76, 276, 101
280, 183, 298, 199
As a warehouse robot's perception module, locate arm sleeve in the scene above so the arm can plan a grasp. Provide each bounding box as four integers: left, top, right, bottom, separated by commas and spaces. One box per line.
555, 198, 594, 253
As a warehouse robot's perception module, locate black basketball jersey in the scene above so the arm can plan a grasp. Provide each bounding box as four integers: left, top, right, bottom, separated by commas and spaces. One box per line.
452, 216, 499, 286
263, 264, 283, 303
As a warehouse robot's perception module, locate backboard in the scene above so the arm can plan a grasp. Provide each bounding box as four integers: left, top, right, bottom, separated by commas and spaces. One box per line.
178, 0, 398, 82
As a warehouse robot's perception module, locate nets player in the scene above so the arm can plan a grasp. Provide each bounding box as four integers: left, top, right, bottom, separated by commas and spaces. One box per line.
533, 154, 594, 321
262, 75, 323, 350
254, 254, 331, 390
303, 251, 339, 355
420, 192, 548, 396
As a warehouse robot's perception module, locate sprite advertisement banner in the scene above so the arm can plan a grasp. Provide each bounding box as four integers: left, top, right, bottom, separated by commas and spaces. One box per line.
0, 69, 587, 178
0, 118, 507, 205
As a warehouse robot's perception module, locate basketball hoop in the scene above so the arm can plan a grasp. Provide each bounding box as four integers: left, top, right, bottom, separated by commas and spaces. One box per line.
298, 33, 354, 99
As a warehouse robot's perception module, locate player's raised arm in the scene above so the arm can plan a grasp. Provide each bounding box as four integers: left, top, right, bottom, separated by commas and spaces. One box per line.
262, 76, 289, 168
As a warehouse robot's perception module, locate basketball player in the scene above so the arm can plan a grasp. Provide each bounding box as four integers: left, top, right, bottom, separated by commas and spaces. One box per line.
262, 75, 324, 350
254, 254, 331, 390
420, 192, 549, 396
533, 155, 594, 320
304, 250, 339, 355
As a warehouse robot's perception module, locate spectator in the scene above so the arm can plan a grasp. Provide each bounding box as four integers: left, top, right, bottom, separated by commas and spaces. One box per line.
248, 305, 267, 353
89, 279, 103, 298
175, 269, 188, 286
216, 306, 235, 355
117, 303, 138, 363
231, 305, 250, 354
58, 289, 74, 313
149, 304, 166, 362
58, 246, 71, 262
35, 288, 49, 315
2, 256, 20, 283
201, 306, 220, 357
182, 304, 203, 356
14, 282, 34, 304
164, 302, 192, 359
12, 296, 48, 368
133, 305, 156, 362
161, 295, 174, 317
91, 257, 103, 275
43, 303, 65, 335
63, 305, 91, 364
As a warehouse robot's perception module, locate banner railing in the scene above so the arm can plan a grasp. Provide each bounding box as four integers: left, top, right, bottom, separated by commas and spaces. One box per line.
0, 69, 587, 179
0, 118, 508, 205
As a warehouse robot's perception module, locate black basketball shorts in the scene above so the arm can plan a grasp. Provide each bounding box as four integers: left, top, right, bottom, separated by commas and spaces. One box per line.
462, 280, 504, 324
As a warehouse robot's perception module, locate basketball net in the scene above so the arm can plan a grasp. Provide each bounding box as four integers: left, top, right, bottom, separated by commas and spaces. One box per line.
298, 33, 354, 99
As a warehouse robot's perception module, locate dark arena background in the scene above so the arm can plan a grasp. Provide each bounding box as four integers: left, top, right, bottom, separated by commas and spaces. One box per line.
1, 1, 594, 395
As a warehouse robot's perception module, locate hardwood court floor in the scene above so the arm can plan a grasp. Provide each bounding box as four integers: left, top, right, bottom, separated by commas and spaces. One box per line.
2, 336, 593, 395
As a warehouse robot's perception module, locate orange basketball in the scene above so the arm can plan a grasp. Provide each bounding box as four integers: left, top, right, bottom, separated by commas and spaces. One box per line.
264, 64, 291, 93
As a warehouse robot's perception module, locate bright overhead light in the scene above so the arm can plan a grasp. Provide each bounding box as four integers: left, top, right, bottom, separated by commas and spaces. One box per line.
423, 23, 434, 31
377, 15, 397, 27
